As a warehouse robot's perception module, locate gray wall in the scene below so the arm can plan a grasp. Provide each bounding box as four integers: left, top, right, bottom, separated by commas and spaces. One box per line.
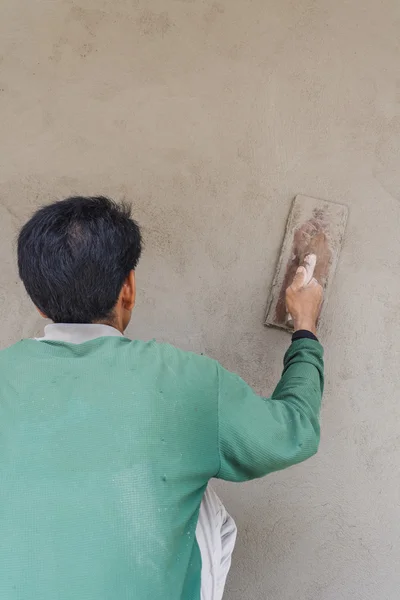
1, 0, 400, 598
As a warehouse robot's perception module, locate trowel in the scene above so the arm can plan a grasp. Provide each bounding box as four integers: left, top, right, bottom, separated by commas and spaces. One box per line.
265, 194, 348, 332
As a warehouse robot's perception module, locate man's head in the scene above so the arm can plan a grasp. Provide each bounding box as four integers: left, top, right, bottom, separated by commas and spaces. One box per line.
18, 196, 142, 331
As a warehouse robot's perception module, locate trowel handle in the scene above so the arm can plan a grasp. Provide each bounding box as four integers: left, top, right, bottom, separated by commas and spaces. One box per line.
286, 254, 317, 328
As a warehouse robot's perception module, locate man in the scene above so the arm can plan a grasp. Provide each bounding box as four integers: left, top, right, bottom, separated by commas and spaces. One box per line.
0, 196, 323, 600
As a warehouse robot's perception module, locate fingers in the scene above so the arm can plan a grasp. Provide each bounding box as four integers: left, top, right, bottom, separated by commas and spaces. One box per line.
290, 254, 318, 291
291, 266, 307, 291
285, 256, 323, 333
303, 254, 317, 285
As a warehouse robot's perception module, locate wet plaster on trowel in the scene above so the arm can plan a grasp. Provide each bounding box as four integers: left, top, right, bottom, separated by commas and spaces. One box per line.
265, 195, 348, 332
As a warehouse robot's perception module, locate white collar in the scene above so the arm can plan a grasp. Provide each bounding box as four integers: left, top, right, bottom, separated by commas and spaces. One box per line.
37, 323, 123, 344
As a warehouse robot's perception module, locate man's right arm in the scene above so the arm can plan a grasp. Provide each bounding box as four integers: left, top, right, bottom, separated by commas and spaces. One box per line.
215, 257, 324, 482
216, 338, 323, 481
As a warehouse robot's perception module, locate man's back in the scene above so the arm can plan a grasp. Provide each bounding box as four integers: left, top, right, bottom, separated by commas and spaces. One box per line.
0, 336, 220, 599
0, 330, 323, 600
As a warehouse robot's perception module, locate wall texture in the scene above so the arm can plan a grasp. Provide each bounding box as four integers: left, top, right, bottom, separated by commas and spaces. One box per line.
1, 0, 400, 598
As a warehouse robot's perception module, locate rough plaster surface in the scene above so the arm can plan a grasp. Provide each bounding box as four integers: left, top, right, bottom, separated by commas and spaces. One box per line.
1, 1, 400, 598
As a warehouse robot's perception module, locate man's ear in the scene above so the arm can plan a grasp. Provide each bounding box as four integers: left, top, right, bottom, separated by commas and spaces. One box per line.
36, 307, 48, 319
122, 270, 136, 311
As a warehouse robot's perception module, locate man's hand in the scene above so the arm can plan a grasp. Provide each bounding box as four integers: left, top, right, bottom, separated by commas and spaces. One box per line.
285, 256, 323, 335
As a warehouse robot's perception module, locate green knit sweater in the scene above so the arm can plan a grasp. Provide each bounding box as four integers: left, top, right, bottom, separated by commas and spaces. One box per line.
0, 337, 323, 599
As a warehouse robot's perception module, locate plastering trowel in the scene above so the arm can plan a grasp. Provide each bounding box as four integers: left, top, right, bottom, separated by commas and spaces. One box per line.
265, 194, 348, 332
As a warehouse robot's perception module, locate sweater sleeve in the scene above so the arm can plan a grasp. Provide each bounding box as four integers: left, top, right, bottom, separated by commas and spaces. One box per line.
216, 339, 324, 482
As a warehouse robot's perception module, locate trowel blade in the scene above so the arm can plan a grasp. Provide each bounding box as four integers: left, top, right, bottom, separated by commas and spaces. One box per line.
265, 194, 348, 332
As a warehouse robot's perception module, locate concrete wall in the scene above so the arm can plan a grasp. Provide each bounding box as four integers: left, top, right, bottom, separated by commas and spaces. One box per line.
1, 0, 399, 598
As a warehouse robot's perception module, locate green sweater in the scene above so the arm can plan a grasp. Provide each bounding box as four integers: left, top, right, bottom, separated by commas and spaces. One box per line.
0, 336, 323, 600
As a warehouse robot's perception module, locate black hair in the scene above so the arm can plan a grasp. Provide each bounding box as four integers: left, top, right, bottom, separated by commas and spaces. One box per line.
18, 196, 142, 323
